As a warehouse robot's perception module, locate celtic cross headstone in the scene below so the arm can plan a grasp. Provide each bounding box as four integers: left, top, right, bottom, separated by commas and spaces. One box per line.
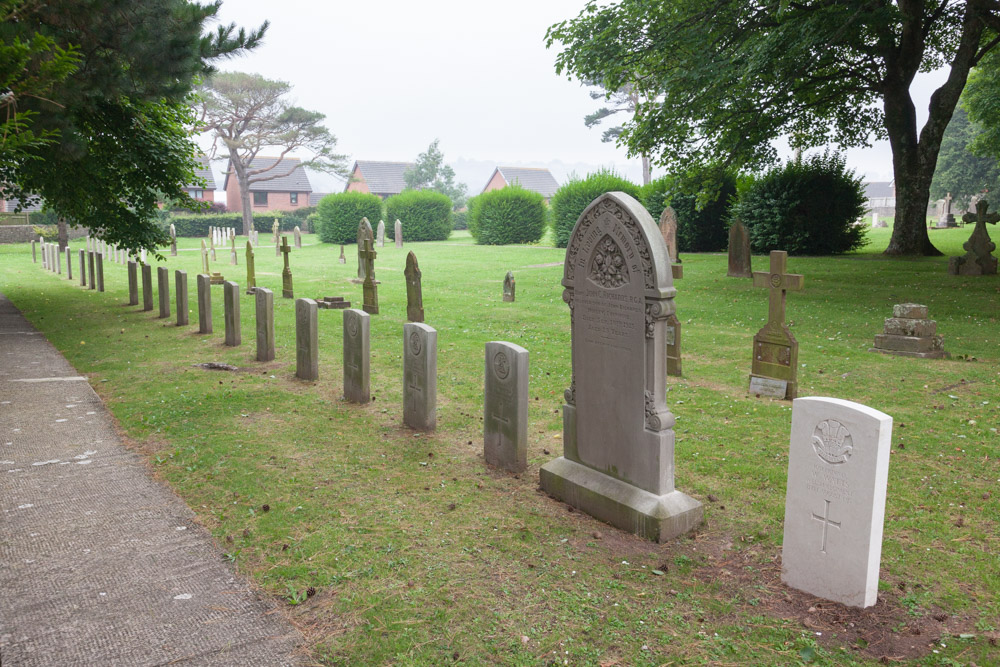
750, 250, 804, 399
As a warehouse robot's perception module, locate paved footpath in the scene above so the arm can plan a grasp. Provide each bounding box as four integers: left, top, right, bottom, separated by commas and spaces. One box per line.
0, 293, 305, 666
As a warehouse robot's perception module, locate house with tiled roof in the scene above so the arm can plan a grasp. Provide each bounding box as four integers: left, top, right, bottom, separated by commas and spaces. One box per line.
183, 155, 217, 202
481, 166, 560, 202
864, 180, 895, 217
344, 161, 415, 199
223, 156, 313, 212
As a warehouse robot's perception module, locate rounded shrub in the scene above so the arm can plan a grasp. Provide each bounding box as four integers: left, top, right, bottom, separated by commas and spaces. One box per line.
452, 208, 469, 231
469, 185, 546, 245
385, 190, 453, 242
316, 192, 383, 244
551, 169, 641, 248
732, 152, 867, 255
640, 169, 738, 252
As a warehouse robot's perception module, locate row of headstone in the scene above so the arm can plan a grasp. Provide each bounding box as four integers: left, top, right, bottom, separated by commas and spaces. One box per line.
209, 226, 235, 248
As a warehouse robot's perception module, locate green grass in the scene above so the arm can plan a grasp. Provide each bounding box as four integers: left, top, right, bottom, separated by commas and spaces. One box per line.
1, 224, 998, 666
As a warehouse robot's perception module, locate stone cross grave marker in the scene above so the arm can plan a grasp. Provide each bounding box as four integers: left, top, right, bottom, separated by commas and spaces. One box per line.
255, 287, 275, 362
230, 233, 238, 265
209, 230, 216, 261
484, 341, 528, 472
403, 322, 437, 431
781, 397, 892, 608
280, 236, 294, 298
948, 199, 998, 276
539, 192, 703, 542
141, 263, 153, 311
343, 309, 370, 403
356, 217, 373, 281
659, 205, 680, 264
502, 271, 515, 302
157, 266, 170, 318
127, 261, 138, 305
175, 270, 189, 326
295, 298, 319, 381
245, 241, 256, 294
273, 219, 280, 256
201, 240, 210, 274
727, 218, 752, 278
170, 223, 177, 256
936, 191, 955, 228
223, 281, 241, 346
339, 244, 346, 264
376, 220, 385, 247
294, 225, 302, 249
361, 237, 379, 314
394, 219, 402, 248
750, 251, 804, 400
404, 251, 424, 322
197, 274, 212, 334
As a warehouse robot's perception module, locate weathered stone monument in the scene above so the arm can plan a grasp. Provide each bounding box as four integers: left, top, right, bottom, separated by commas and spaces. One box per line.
355, 217, 373, 282
293, 225, 302, 249
170, 223, 177, 256
539, 192, 703, 542
484, 341, 529, 472
338, 244, 346, 264
255, 287, 275, 362
727, 218, 752, 278
175, 270, 189, 326
315, 296, 351, 310
273, 219, 280, 256
781, 397, 893, 608
141, 263, 153, 311
31, 240, 36, 263
403, 323, 437, 431
394, 219, 402, 248
87, 251, 96, 290
209, 231, 216, 261
79, 250, 87, 287
404, 251, 424, 322
376, 220, 385, 247
197, 273, 212, 334
127, 261, 138, 305
935, 191, 957, 228
295, 298, 319, 381
750, 251, 803, 400
870, 303, 947, 358
871, 212, 886, 229
281, 236, 294, 298
502, 271, 515, 302
230, 233, 238, 265
666, 267, 682, 378
361, 238, 378, 315
65, 247, 72, 280
95, 253, 105, 292
223, 281, 241, 346
948, 199, 998, 276
343, 309, 370, 404
157, 266, 170, 318
659, 205, 680, 264
245, 241, 256, 294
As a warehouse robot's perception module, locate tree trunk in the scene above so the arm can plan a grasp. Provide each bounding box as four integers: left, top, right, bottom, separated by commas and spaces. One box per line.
236, 168, 253, 236
57, 218, 68, 251
641, 155, 651, 186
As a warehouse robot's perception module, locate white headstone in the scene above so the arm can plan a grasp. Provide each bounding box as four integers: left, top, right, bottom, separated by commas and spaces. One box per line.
781, 397, 892, 608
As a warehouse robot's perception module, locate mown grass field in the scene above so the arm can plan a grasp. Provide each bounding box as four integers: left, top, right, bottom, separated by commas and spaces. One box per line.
1, 223, 997, 666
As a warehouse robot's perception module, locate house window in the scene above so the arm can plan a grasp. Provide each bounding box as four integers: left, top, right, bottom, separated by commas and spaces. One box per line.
191, 189, 203, 199
290, 192, 298, 205
253, 191, 268, 206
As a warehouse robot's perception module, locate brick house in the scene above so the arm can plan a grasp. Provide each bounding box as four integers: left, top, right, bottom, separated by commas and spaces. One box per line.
182, 155, 217, 202
481, 166, 560, 203
344, 160, 415, 199
224, 156, 313, 212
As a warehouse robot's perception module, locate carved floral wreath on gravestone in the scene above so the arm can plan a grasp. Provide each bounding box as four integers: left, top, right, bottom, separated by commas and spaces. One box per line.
589, 236, 629, 288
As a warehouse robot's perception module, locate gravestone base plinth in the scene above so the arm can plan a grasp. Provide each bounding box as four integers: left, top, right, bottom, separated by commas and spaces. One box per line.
540, 457, 703, 543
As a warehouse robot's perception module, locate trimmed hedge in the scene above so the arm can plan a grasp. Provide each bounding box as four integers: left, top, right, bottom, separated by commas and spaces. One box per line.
469, 185, 546, 245
640, 170, 738, 253
385, 190, 453, 242
168, 211, 286, 237
452, 208, 469, 230
316, 192, 383, 244
732, 152, 867, 255
551, 169, 641, 248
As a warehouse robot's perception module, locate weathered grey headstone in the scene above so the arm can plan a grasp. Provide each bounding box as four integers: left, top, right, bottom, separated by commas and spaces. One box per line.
394, 219, 402, 248
272, 219, 280, 256
404, 251, 424, 322
948, 199, 998, 276
201, 239, 210, 274
157, 266, 170, 318
197, 273, 212, 334
87, 251, 96, 290
254, 287, 275, 362
79, 250, 86, 287
539, 192, 702, 543
31, 240, 37, 263
56, 245, 63, 275
342, 309, 370, 404
750, 251, 804, 400
338, 244, 346, 264
293, 225, 302, 249
223, 281, 241, 346
127, 261, 138, 305
170, 223, 178, 255
361, 237, 378, 314
95, 253, 105, 292
936, 191, 956, 228
41, 241, 48, 269
295, 298, 319, 381
65, 247, 73, 280
281, 236, 293, 298
141, 263, 153, 311
245, 241, 256, 294
727, 218, 753, 278
376, 220, 385, 247
356, 217, 373, 281
871, 212, 886, 228
175, 270, 189, 326
870, 303, 947, 358
484, 341, 528, 472
659, 205, 680, 264
502, 271, 515, 302
403, 322, 437, 431
209, 231, 216, 261
230, 233, 238, 265
781, 397, 892, 609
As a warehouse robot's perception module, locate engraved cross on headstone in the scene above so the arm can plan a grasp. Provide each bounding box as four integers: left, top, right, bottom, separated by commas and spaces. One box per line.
281, 236, 291, 271
811, 499, 841, 554
407, 375, 422, 413
752, 251, 804, 329
360, 237, 377, 280
490, 400, 511, 431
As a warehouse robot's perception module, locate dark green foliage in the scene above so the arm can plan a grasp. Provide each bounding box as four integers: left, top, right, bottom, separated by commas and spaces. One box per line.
168, 212, 285, 237
469, 186, 546, 245
732, 152, 868, 255
930, 107, 1000, 207
385, 190, 453, 242
640, 170, 739, 253
550, 169, 641, 248
283, 206, 317, 232
452, 209, 469, 230
639, 177, 672, 225
315, 192, 383, 244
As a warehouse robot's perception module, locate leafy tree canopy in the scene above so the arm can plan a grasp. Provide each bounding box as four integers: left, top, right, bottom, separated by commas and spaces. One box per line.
404, 139, 468, 209
930, 106, 1000, 206
963, 47, 1000, 162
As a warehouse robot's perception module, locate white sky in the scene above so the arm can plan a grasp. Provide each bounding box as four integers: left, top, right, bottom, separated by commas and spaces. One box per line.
209, 0, 951, 193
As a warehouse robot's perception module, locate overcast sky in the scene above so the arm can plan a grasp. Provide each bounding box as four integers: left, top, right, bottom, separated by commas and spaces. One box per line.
209, 0, 950, 193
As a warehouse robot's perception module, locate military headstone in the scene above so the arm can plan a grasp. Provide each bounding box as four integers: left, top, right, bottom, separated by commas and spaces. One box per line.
403, 322, 437, 431
750, 251, 804, 400
948, 200, 998, 276
781, 397, 893, 609
376, 220, 385, 247
223, 281, 241, 346
170, 223, 178, 256
659, 205, 680, 264
87, 251, 96, 291
79, 250, 86, 287
255, 287, 275, 362
56, 245, 63, 275
65, 247, 73, 280
727, 218, 753, 278
175, 270, 189, 326
294, 225, 302, 249
343, 309, 370, 404
197, 273, 212, 334
127, 261, 138, 305
295, 298, 319, 381
281, 236, 294, 298
245, 241, 256, 294
157, 266, 170, 318
502, 271, 515, 302
404, 251, 424, 322
394, 219, 402, 248
141, 263, 153, 311
484, 341, 529, 472
361, 238, 378, 314
539, 192, 703, 542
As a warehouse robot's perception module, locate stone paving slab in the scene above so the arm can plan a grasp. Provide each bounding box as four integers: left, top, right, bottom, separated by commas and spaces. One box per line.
0, 292, 306, 666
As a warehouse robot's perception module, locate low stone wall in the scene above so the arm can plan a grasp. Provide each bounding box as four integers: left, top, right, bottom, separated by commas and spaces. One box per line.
0, 225, 89, 244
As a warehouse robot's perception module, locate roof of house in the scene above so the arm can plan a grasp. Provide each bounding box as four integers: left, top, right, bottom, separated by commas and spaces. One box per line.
309, 192, 329, 206
348, 160, 415, 196
487, 166, 560, 198
2, 196, 44, 213
863, 181, 894, 199
185, 155, 216, 191
223, 157, 313, 192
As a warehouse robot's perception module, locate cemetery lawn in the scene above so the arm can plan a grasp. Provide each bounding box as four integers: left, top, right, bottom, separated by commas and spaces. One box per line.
1, 225, 998, 666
